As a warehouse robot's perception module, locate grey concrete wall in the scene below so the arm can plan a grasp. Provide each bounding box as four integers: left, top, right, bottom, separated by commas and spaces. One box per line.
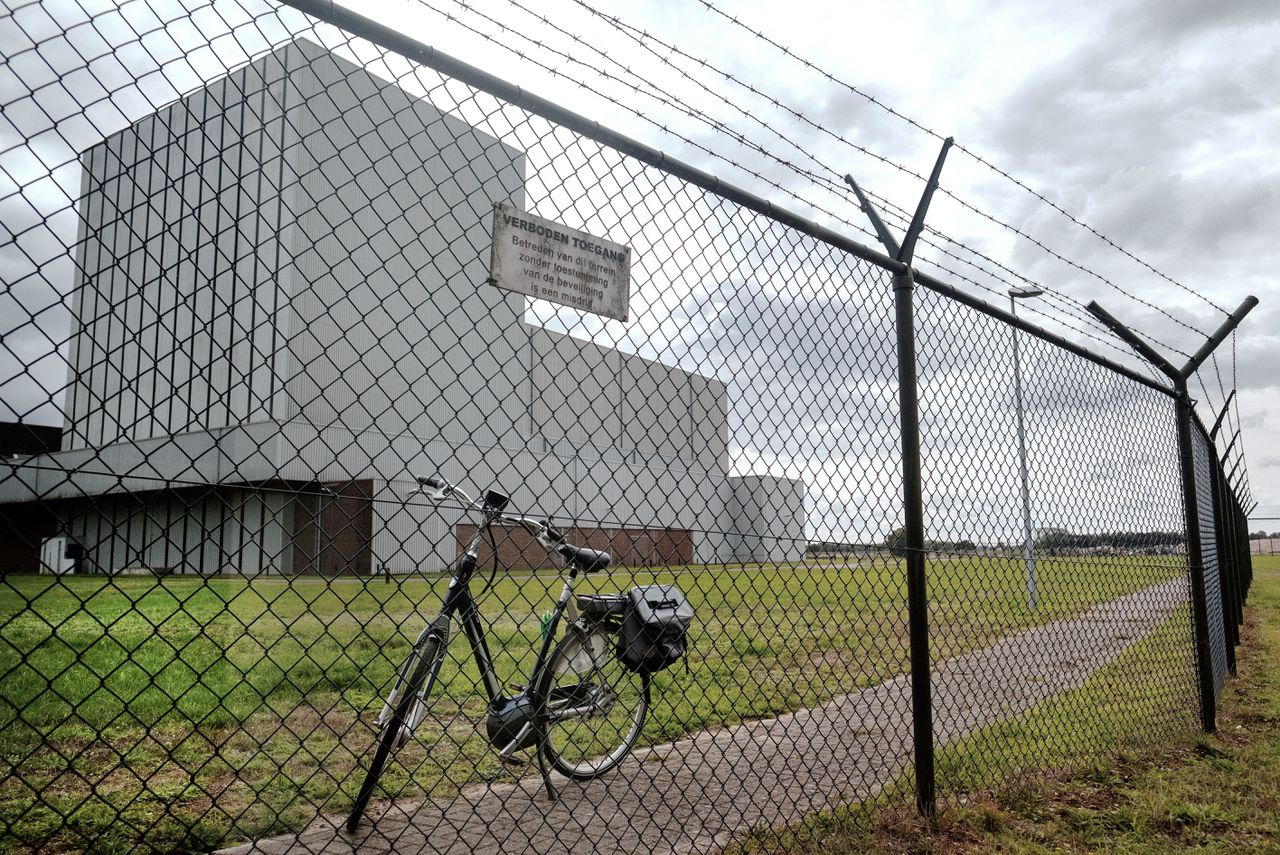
59, 38, 725, 474
64, 488, 291, 575
724, 475, 807, 563
274, 40, 530, 449
526, 327, 726, 470
1250, 537, 1280, 555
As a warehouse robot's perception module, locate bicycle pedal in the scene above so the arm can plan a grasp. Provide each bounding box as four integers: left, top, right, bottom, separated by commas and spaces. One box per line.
507, 683, 525, 693
498, 755, 526, 767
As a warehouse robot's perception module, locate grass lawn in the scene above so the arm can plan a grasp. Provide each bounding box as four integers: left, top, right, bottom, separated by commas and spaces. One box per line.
737, 555, 1277, 854
1, 554, 1185, 852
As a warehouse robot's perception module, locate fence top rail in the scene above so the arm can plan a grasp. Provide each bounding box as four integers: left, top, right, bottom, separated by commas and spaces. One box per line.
279, 0, 1177, 400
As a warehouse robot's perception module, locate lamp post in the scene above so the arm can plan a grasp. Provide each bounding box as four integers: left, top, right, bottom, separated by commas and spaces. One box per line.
1010, 286, 1043, 610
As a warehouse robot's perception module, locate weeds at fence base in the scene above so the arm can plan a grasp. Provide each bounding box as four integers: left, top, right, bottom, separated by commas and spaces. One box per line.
727, 791, 988, 855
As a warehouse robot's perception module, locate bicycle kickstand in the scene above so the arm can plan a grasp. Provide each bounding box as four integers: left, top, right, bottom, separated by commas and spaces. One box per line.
534, 721, 558, 802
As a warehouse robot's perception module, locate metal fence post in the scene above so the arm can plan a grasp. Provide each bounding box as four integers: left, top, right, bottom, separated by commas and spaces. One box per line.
894, 268, 936, 816
1009, 291, 1039, 610
1226, 484, 1242, 664
1235, 495, 1251, 617
1087, 297, 1258, 734
846, 138, 953, 819
1173, 381, 1217, 732
1210, 449, 1237, 675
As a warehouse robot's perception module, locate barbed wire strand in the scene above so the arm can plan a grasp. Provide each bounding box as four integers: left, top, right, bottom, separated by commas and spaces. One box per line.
691, 0, 1232, 319
446, 0, 1184, 372
554, 0, 1202, 356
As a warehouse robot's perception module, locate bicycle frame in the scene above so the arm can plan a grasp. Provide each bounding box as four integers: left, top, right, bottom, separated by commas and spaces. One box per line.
346, 477, 626, 826
383, 504, 587, 756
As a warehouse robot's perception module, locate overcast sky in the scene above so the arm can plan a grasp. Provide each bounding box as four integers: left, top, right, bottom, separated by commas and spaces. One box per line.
2, 0, 1276, 533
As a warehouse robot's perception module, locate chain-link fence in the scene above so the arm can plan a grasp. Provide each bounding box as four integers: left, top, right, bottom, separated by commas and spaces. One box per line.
1249, 521, 1280, 562
913, 288, 1202, 801
0, 1, 1256, 853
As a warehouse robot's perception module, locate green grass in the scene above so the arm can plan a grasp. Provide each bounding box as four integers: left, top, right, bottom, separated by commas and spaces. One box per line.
736, 559, 1278, 854
0, 554, 1183, 852
1253, 552, 1280, 574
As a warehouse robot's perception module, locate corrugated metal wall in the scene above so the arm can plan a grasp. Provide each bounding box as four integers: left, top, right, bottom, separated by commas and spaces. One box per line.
66, 49, 292, 449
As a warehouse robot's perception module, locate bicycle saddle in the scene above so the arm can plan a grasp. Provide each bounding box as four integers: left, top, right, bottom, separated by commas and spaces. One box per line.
557, 543, 611, 573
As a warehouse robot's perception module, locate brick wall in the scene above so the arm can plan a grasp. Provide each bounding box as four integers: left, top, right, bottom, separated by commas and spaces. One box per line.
456, 524, 693, 570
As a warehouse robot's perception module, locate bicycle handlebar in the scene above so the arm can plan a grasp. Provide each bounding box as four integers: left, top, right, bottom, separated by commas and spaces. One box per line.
410, 475, 577, 559
412, 476, 472, 507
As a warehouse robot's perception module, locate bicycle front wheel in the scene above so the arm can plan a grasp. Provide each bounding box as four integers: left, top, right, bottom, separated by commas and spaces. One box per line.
539, 624, 649, 780
346, 636, 441, 833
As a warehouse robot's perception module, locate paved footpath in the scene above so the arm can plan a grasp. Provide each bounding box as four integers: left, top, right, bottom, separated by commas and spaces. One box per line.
222, 578, 1189, 855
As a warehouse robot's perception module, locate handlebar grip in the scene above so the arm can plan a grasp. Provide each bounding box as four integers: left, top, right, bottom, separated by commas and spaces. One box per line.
418, 476, 444, 489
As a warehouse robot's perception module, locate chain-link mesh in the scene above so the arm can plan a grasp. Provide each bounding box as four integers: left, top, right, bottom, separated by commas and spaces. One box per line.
913, 287, 1200, 802
1191, 422, 1229, 696
0, 1, 1257, 853
1252, 530, 1280, 559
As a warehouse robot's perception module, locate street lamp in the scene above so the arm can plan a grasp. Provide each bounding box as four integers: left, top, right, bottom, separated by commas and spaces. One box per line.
1009, 286, 1043, 610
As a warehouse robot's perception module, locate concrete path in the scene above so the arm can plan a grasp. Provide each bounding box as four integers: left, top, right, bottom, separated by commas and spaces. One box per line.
221, 577, 1189, 855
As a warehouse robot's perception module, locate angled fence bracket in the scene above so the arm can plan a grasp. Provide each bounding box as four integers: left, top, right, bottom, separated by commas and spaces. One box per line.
1219, 430, 1241, 467
843, 176, 901, 259
1226, 456, 1244, 488
1208, 390, 1236, 439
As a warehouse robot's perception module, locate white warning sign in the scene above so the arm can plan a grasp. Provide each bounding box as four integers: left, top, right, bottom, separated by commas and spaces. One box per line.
490, 203, 631, 321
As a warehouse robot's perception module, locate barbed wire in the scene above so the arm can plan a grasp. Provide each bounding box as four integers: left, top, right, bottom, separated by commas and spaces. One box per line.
691, 0, 1232, 319
5, 0, 1246, 470
447, 0, 1186, 371
4, 0, 1192, 383
858, 190, 1191, 363
395, 0, 893, 258
1, 0, 1243, 375
4, 0, 1225, 432
1187, 346, 1243, 496
1229, 332, 1252, 500
555, 0, 1208, 353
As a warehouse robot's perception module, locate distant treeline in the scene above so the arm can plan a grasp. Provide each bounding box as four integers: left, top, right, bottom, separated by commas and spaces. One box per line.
1033, 529, 1184, 551
807, 529, 1187, 557
806, 541, 882, 555
807, 535, 983, 555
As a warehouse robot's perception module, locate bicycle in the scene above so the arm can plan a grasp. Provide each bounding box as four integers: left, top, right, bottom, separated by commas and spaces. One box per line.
345, 476, 650, 832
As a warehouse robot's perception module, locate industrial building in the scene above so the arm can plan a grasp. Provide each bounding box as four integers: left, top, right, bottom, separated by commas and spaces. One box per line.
0, 38, 804, 575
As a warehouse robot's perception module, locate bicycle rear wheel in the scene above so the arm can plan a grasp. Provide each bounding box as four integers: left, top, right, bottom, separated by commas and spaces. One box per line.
539, 624, 649, 780
346, 637, 441, 833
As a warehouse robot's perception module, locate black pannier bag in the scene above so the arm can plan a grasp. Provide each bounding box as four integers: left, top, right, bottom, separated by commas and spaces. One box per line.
616, 584, 694, 675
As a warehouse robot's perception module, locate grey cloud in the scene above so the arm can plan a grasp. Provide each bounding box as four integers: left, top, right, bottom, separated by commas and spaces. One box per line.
1238, 407, 1272, 431
3, 0, 1274, 525
1110, 0, 1280, 42
805, 87, 925, 171
654, 264, 1184, 541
